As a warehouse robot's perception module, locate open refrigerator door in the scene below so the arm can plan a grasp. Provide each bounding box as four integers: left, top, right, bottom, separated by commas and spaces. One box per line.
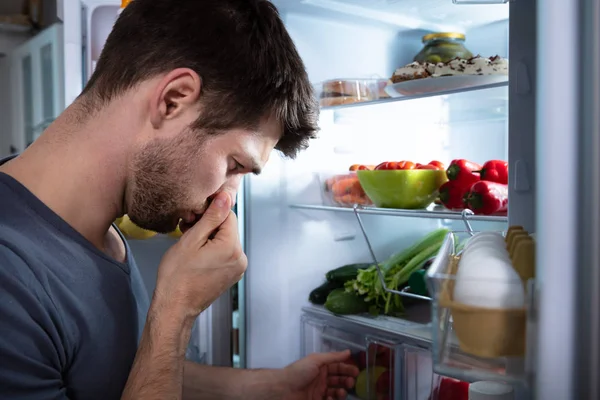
244, 0, 537, 399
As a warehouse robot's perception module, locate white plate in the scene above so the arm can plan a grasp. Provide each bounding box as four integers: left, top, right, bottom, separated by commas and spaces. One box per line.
385, 75, 509, 97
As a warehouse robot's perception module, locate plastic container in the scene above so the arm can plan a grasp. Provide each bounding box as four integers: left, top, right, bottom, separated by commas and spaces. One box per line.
319, 172, 373, 208
413, 33, 473, 64
301, 313, 400, 400
425, 232, 532, 384
315, 79, 390, 107
402, 344, 471, 400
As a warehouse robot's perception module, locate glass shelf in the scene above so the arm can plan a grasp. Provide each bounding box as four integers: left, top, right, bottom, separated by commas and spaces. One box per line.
289, 203, 508, 223
320, 80, 508, 111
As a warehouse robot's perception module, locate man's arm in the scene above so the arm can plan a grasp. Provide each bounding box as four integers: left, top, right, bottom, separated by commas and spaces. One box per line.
121, 305, 194, 400
183, 361, 286, 400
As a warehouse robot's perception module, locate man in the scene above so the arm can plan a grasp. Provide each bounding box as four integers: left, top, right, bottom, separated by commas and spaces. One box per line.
0, 0, 358, 399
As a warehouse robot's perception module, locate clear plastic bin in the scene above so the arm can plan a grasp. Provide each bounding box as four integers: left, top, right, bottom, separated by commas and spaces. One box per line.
301, 314, 400, 400
425, 232, 533, 384
319, 172, 373, 208
402, 344, 471, 400
315, 78, 390, 107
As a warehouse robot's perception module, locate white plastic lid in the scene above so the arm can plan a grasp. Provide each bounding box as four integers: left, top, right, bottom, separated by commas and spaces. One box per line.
469, 381, 514, 400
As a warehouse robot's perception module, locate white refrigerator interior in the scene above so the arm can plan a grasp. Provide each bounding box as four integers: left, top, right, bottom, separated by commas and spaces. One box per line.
245, 1, 510, 369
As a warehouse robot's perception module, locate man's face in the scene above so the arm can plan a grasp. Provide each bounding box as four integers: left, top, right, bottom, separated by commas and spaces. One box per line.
125, 117, 280, 234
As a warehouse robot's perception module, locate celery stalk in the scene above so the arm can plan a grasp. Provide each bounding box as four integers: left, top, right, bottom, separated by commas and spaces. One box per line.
394, 240, 444, 285
382, 228, 449, 272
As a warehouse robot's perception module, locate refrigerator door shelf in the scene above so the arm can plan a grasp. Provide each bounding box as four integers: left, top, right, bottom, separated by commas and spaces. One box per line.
426, 233, 534, 386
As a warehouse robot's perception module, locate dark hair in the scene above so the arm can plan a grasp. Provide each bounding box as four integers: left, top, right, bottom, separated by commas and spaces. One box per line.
80, 0, 318, 158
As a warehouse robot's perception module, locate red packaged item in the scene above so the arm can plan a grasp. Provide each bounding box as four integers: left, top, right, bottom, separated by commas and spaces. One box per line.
446, 159, 481, 185
464, 181, 508, 215
438, 181, 470, 210
429, 377, 469, 400
477, 160, 509, 184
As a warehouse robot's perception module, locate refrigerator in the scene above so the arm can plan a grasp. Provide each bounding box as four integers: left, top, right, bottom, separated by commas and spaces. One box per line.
9, 0, 600, 398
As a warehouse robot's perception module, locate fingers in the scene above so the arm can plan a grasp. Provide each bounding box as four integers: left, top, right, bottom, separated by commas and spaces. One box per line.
186, 192, 231, 246
327, 361, 359, 377
326, 387, 347, 399
309, 350, 352, 366
327, 375, 355, 388
211, 210, 240, 245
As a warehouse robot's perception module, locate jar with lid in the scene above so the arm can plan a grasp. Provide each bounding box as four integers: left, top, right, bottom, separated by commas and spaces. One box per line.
413, 32, 473, 64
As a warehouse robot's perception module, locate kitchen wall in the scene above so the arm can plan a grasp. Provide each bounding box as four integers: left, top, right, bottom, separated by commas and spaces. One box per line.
0, 31, 30, 158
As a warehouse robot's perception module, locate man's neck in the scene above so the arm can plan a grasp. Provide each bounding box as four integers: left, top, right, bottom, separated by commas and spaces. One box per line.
0, 104, 131, 254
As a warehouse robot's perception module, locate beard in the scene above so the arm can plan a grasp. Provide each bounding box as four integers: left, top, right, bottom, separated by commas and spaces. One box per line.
126, 130, 203, 234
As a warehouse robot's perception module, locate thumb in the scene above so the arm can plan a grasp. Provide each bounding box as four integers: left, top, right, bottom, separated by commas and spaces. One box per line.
186, 192, 231, 246
309, 350, 351, 366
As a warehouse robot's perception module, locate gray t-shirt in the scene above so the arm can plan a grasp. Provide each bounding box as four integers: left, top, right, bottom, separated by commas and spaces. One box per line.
0, 163, 150, 399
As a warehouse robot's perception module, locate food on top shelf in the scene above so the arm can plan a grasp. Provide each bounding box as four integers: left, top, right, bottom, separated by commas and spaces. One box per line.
322, 172, 372, 207
317, 79, 388, 107
440, 226, 536, 358
391, 62, 432, 83
414, 32, 474, 64
476, 159, 509, 185
429, 55, 508, 77
390, 55, 509, 84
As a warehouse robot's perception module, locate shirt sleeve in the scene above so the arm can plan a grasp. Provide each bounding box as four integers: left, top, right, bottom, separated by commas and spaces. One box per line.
0, 245, 70, 399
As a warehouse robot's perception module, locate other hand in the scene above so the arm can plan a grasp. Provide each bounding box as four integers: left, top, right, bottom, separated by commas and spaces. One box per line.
154, 192, 247, 319
281, 350, 360, 400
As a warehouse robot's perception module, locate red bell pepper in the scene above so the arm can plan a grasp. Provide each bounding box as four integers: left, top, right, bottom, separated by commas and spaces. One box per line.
476, 160, 509, 184
438, 181, 470, 210
464, 181, 508, 215
446, 159, 481, 185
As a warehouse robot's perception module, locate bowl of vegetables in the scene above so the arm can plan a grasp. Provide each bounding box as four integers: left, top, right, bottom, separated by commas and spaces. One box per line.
357, 161, 448, 209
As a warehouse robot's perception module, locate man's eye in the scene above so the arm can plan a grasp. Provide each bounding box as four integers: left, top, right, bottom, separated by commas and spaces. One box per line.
232, 160, 245, 171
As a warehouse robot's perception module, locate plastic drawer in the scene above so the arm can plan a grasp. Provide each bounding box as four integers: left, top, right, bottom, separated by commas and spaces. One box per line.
301, 314, 400, 400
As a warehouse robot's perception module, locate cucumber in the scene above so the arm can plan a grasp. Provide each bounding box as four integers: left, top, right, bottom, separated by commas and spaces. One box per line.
325, 263, 372, 284
308, 281, 343, 305
324, 289, 368, 315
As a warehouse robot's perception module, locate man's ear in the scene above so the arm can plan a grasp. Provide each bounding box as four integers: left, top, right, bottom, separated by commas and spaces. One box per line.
149, 68, 202, 129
